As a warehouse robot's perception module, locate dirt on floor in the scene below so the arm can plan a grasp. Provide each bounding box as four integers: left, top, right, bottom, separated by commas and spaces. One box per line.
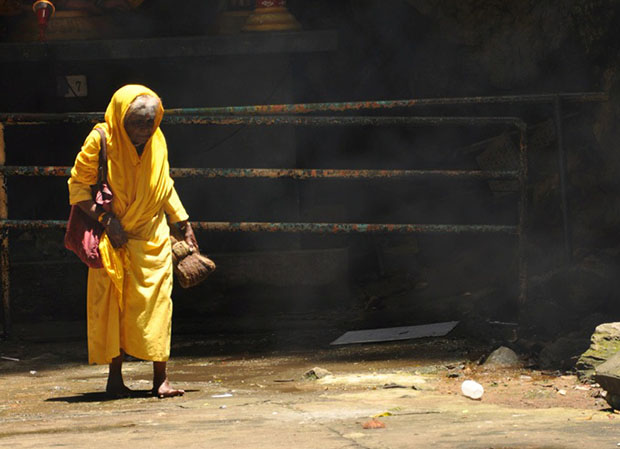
1, 325, 618, 449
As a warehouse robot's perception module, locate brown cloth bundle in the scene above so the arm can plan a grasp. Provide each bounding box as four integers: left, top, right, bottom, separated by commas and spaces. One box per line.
169, 225, 215, 288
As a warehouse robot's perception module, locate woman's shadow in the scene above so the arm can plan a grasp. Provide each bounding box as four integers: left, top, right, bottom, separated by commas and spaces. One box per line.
45, 389, 155, 402
45, 389, 197, 402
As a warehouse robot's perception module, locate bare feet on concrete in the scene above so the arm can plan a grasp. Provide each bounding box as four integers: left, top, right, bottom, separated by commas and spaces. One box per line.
153, 377, 185, 398
105, 380, 133, 398
106, 352, 133, 398
153, 361, 184, 398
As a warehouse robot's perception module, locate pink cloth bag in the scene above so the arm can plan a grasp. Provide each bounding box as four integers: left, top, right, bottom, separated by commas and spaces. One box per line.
64, 128, 113, 268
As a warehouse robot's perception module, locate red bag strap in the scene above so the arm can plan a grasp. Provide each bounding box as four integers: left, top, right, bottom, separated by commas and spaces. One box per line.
94, 127, 108, 186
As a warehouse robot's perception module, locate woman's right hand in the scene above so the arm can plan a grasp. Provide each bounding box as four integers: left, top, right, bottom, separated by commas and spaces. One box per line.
103, 214, 128, 248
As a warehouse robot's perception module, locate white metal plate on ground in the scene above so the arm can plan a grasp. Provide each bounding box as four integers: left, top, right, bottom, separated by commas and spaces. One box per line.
330, 321, 459, 345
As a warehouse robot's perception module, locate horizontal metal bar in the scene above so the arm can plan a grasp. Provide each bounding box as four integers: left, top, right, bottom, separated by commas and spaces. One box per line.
0, 219, 517, 234
166, 92, 608, 115
0, 114, 526, 128
0, 93, 606, 124
171, 168, 520, 180
0, 166, 520, 180
0, 220, 67, 229
1, 112, 99, 124
0, 166, 71, 176
160, 115, 526, 128
193, 222, 518, 234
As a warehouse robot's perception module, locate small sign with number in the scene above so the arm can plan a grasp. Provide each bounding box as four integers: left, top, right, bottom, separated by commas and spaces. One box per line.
57, 75, 88, 98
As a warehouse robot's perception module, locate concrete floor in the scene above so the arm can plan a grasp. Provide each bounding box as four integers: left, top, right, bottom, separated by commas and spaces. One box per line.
1, 331, 619, 449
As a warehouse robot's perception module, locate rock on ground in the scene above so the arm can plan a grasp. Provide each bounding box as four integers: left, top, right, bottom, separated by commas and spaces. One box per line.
538, 336, 591, 371
577, 322, 620, 382
303, 367, 332, 380
484, 346, 521, 367
594, 350, 620, 409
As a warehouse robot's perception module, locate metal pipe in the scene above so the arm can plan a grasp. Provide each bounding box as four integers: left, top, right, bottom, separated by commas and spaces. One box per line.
0, 166, 520, 180
159, 115, 525, 127
194, 222, 518, 234
0, 166, 71, 176
0, 219, 517, 234
0, 220, 66, 229
554, 96, 573, 264
0, 123, 9, 338
1, 114, 526, 127
518, 126, 529, 304
165, 92, 608, 115
174, 168, 520, 180
0, 92, 605, 124
0, 112, 101, 124
0, 230, 8, 339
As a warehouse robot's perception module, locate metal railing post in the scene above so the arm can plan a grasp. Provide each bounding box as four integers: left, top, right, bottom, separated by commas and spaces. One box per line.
0, 123, 10, 338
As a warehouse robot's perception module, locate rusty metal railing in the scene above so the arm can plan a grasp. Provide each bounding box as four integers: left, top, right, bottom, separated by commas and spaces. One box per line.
1, 114, 521, 127
0, 166, 520, 180
0, 220, 518, 234
0, 92, 605, 122
1, 91, 606, 266
0, 112, 529, 338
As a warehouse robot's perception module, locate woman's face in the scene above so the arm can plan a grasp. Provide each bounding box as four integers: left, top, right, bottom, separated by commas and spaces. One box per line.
123, 95, 160, 146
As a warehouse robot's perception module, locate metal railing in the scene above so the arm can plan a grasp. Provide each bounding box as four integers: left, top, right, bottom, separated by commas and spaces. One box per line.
0, 92, 605, 121
0, 92, 607, 337
1, 90, 605, 266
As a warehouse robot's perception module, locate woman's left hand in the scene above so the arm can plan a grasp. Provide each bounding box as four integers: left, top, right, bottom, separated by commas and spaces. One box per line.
181, 221, 199, 252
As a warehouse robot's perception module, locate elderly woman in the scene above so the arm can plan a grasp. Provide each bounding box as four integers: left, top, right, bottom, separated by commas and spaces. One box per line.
68, 85, 196, 398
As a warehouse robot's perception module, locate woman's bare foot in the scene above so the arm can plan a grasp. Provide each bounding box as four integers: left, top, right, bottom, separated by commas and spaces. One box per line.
152, 360, 184, 398
106, 379, 133, 398
153, 378, 184, 398
106, 353, 132, 398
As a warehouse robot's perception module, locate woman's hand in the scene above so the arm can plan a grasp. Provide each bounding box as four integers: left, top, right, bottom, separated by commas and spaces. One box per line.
179, 221, 198, 252
103, 214, 128, 248
76, 201, 127, 248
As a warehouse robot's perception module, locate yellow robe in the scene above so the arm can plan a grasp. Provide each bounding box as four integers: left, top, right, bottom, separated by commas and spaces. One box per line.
68, 85, 188, 365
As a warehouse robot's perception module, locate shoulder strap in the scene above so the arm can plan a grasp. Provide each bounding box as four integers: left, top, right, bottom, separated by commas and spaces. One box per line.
94, 127, 108, 185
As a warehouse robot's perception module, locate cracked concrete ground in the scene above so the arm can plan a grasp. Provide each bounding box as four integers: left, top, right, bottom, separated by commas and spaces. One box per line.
1, 328, 619, 449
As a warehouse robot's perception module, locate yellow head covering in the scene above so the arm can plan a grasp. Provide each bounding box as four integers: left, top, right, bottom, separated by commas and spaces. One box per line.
103, 84, 163, 164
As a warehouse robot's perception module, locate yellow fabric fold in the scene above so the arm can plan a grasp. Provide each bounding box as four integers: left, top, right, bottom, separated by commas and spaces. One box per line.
68, 127, 105, 205
68, 85, 186, 364
98, 234, 125, 309
165, 187, 190, 224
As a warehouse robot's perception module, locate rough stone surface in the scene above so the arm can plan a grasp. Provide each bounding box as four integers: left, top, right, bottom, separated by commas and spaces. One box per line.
597, 351, 620, 376
483, 346, 521, 367
525, 264, 616, 336
538, 336, 591, 371
594, 351, 620, 407
605, 393, 620, 410
576, 322, 620, 381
